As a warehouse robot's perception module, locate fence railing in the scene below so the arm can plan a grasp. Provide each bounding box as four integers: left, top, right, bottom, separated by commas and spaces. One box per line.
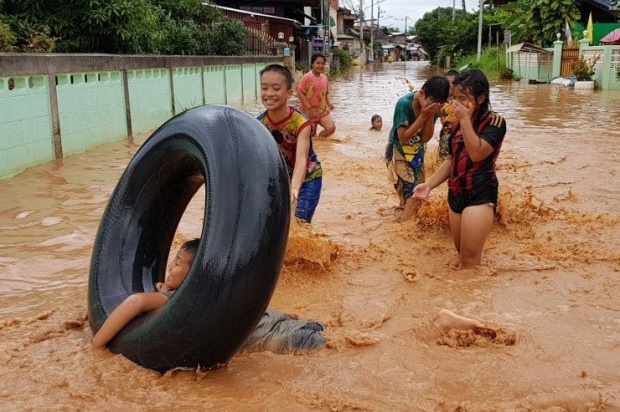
507, 41, 620, 90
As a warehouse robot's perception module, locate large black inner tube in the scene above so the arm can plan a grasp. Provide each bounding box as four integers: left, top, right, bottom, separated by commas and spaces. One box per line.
88, 105, 290, 372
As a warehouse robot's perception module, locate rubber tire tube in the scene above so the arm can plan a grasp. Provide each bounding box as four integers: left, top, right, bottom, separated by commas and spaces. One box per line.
88, 104, 290, 372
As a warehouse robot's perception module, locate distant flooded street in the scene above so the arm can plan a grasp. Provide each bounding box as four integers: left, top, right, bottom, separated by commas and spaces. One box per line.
1, 61, 619, 410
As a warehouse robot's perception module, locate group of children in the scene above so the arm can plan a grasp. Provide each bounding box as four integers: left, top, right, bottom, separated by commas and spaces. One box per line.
92, 60, 506, 355
383, 69, 507, 269
93, 55, 333, 352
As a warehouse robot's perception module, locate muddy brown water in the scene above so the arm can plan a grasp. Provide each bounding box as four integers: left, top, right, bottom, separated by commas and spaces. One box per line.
1, 62, 619, 411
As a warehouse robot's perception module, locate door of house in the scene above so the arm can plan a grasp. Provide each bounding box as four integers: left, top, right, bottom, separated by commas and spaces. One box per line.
561, 47, 580, 77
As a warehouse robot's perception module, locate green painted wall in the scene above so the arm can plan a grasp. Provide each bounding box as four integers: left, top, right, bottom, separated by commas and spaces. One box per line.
243, 64, 257, 100
0, 56, 282, 180
204, 66, 226, 105
225, 64, 243, 106
0, 75, 55, 178
128, 69, 173, 133
173, 67, 204, 112
56, 72, 127, 156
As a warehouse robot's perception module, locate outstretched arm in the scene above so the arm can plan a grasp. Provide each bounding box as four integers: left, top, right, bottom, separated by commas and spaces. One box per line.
413, 156, 452, 200
397, 103, 441, 144
92, 292, 168, 349
452, 100, 496, 162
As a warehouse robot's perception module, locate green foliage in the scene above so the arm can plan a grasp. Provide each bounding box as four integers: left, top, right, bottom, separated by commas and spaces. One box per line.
205, 20, 245, 56
24, 25, 55, 52
160, 18, 208, 55
414, 7, 483, 63
617, 66, 620, 81
0, 0, 243, 55
495, 0, 580, 45
154, 0, 222, 26
332, 48, 352, 70
453, 46, 507, 79
0, 21, 16, 51
0, 0, 164, 53
570, 55, 599, 81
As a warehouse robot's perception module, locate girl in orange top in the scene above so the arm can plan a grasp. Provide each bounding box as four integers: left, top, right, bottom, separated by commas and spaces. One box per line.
297, 53, 336, 138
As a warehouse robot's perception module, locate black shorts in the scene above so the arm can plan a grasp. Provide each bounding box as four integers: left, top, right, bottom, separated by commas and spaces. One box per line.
448, 183, 498, 214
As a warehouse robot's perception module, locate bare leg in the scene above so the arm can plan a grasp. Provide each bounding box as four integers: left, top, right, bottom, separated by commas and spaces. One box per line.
401, 196, 422, 220
459, 203, 494, 269
394, 180, 405, 210
448, 208, 462, 253
433, 309, 487, 334
318, 114, 336, 137
416, 309, 497, 342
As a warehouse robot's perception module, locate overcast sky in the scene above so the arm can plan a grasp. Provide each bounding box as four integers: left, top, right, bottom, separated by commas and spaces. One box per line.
351, 0, 484, 32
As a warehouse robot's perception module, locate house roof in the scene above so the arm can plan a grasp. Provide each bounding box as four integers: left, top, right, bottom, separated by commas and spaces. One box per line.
213, 5, 301, 26
506, 42, 553, 54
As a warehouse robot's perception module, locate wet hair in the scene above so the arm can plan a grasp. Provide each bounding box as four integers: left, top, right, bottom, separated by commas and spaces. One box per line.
371, 114, 382, 123
444, 69, 459, 77
180, 238, 200, 263
453, 69, 491, 126
420, 75, 450, 103
311, 53, 326, 65
260, 64, 293, 90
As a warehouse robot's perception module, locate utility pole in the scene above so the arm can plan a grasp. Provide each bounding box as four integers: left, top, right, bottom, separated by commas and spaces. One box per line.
324, 0, 330, 56
476, 0, 483, 61
359, 0, 365, 63
462, 0, 466, 12
370, 0, 374, 62
404, 16, 407, 33
452, 0, 456, 22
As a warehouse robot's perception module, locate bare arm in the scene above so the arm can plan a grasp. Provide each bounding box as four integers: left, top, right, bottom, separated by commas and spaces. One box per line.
453, 100, 494, 163
92, 292, 168, 349
413, 156, 452, 200
290, 125, 312, 204
419, 113, 436, 143
325, 81, 334, 109
396, 103, 441, 144
297, 81, 311, 109
425, 156, 452, 190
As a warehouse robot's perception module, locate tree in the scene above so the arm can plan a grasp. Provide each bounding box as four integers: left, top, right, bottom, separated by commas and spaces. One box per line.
0, 0, 244, 55
495, 0, 580, 45
0, 0, 165, 53
205, 20, 245, 56
414, 7, 479, 62
0, 21, 16, 51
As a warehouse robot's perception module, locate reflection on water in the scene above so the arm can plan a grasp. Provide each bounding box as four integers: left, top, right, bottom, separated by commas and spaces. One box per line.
1, 61, 619, 410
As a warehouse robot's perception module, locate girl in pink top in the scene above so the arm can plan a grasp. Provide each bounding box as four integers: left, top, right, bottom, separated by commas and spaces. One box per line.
297, 53, 336, 138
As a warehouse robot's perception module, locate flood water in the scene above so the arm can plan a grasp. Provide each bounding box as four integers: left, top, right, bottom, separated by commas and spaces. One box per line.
1, 61, 620, 410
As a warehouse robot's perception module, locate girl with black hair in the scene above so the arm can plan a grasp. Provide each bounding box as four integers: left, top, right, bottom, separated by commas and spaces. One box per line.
414, 69, 507, 269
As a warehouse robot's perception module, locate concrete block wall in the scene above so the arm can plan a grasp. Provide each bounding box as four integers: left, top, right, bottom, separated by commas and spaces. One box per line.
0, 54, 281, 179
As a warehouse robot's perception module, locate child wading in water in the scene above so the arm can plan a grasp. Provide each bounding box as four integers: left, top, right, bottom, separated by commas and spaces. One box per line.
258, 64, 323, 223
385, 75, 449, 220
370, 114, 383, 131
92, 239, 198, 349
297, 53, 336, 138
437, 69, 459, 161
414, 69, 507, 269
